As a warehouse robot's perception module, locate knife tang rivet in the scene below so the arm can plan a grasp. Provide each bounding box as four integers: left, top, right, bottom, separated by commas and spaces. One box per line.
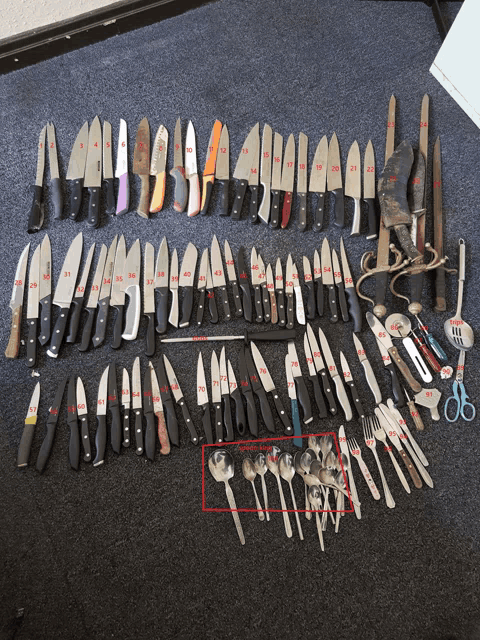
137, 448, 142, 453
137, 428, 141, 433
83, 435, 88, 439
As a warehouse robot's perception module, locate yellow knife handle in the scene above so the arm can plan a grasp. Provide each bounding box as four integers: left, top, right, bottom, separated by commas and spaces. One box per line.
200, 175, 214, 215
136, 174, 150, 218
5, 306, 22, 359
149, 172, 166, 212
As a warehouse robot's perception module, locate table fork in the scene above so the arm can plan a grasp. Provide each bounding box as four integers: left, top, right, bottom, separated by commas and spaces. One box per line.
347, 438, 380, 500
362, 416, 395, 508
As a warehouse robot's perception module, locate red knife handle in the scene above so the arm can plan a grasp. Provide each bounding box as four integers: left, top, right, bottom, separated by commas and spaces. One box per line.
281, 191, 293, 228
414, 336, 441, 373
156, 410, 171, 454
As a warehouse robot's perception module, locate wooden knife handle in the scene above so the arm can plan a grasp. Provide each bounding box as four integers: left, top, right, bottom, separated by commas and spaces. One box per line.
163, 400, 179, 447
281, 191, 293, 229
407, 400, 425, 431
150, 171, 166, 212
399, 448, 423, 489
170, 166, 187, 212
155, 410, 170, 454
416, 339, 441, 373
388, 346, 422, 393
187, 173, 201, 216
137, 174, 150, 218
116, 172, 129, 215
5, 306, 22, 359
269, 290, 277, 324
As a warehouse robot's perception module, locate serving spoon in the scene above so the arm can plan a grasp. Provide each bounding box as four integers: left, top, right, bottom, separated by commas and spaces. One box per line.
208, 449, 245, 545
444, 239, 474, 350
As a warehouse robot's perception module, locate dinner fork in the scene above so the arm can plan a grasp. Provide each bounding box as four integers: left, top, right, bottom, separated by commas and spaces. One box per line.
362, 416, 395, 508
347, 438, 380, 500
372, 417, 411, 494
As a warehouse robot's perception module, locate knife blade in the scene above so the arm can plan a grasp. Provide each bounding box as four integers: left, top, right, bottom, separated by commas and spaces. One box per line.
332, 249, 349, 323
197, 352, 213, 443
156, 356, 179, 446
150, 363, 170, 454
287, 341, 312, 424
227, 359, 246, 437
133, 117, 150, 218
238, 247, 252, 323
196, 248, 208, 327
115, 118, 129, 215
339, 351, 365, 419
243, 345, 275, 433
352, 333, 382, 404
93, 365, 109, 466
107, 364, 121, 454
327, 132, 344, 228
200, 120, 222, 216
266, 264, 277, 324
345, 140, 361, 237
339, 237, 362, 332
168, 248, 179, 328
143, 242, 156, 356
170, 118, 187, 212
179, 242, 198, 327
47, 232, 83, 358
163, 355, 198, 445
238, 347, 258, 436
66, 121, 89, 220
303, 332, 327, 418
17, 382, 40, 467
185, 120, 200, 216
291, 260, 305, 325
285, 355, 303, 447
231, 123, 260, 220
313, 249, 323, 317
46, 122, 63, 220
275, 258, 286, 327
306, 323, 337, 415
224, 240, 243, 318
5, 243, 30, 359
110, 235, 126, 349
285, 254, 294, 330
211, 350, 224, 442
218, 347, 234, 442
206, 254, 218, 324
376, 336, 405, 407
248, 123, 261, 224
38, 234, 53, 345
251, 247, 263, 323
78, 243, 106, 352
143, 361, 156, 461
216, 124, 230, 217
26, 244, 40, 368
76, 377, 91, 462
321, 237, 338, 323
84, 116, 102, 228
309, 135, 328, 231
280, 133, 295, 229
161, 329, 295, 344
257, 253, 270, 322
303, 256, 315, 321
338, 425, 361, 519
66, 241, 95, 345
317, 327, 352, 421
149, 124, 168, 213
270, 132, 283, 228
35, 377, 67, 473
386, 398, 428, 466
102, 121, 115, 215
297, 132, 308, 231
122, 238, 141, 340
155, 236, 169, 335
92, 235, 117, 348
363, 139, 377, 239
27, 125, 46, 232
121, 367, 131, 448
258, 124, 272, 223
131, 357, 144, 456
211, 235, 231, 321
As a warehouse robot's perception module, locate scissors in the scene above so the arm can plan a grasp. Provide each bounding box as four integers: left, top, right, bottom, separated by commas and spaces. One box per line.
444, 350, 475, 422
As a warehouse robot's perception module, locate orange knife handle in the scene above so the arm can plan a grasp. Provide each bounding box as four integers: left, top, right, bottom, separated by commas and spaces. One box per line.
281, 191, 293, 229
200, 175, 214, 215
149, 172, 166, 212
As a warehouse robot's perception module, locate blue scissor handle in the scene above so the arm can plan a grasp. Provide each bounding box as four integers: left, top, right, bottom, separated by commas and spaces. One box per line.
445, 382, 476, 422
444, 381, 461, 422
459, 383, 476, 422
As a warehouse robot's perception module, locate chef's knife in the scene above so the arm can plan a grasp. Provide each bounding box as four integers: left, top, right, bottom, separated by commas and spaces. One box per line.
150, 363, 170, 454
200, 120, 222, 215
339, 237, 362, 332
156, 356, 179, 446
285, 356, 303, 448
211, 235, 231, 321
224, 240, 243, 318
227, 359, 246, 437
327, 132, 344, 228
297, 132, 308, 231
103, 121, 115, 215
76, 376, 91, 463
121, 367, 131, 448
6, 243, 30, 359
376, 336, 405, 407
38, 234, 53, 345
26, 245, 40, 368
206, 255, 218, 324
168, 248, 179, 328
339, 351, 365, 419
238, 347, 258, 437
318, 327, 352, 421
303, 256, 315, 321
78, 243, 106, 352
143, 362, 156, 461
258, 124, 272, 223
170, 118, 187, 212
133, 117, 150, 218
93, 235, 117, 348
131, 357, 144, 456
306, 323, 337, 415
185, 121, 200, 216
211, 350, 224, 442
238, 247, 252, 322
309, 135, 328, 231
35, 377, 67, 473
27, 125, 46, 233
163, 355, 199, 445
115, 119, 129, 215
122, 238, 141, 340
107, 364, 121, 455
92, 365, 110, 466
155, 236, 169, 335
291, 260, 305, 325
352, 333, 382, 405
338, 425, 361, 519
197, 352, 213, 443
285, 254, 294, 330
143, 242, 156, 356
270, 132, 283, 228
266, 264, 277, 324
231, 123, 260, 220
251, 247, 263, 323
47, 123, 63, 220
149, 124, 168, 213
214, 124, 230, 217
275, 258, 286, 327
364, 139, 377, 239
287, 341, 313, 424
244, 346, 276, 433
280, 133, 295, 229
332, 249, 349, 323
219, 347, 234, 442
257, 253, 270, 322
66, 121, 88, 220
248, 124, 260, 224
84, 116, 102, 228
303, 332, 327, 418
110, 235, 126, 349
345, 140, 361, 237
196, 248, 208, 327
313, 249, 323, 317
66, 376, 80, 470
321, 237, 338, 323
178, 242, 198, 327
17, 382, 40, 467
66, 241, 95, 344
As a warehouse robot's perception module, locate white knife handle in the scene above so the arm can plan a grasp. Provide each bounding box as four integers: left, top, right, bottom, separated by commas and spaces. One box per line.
169, 289, 179, 327
386, 399, 429, 466
403, 337, 432, 383
122, 285, 141, 340
294, 286, 305, 325
372, 450, 395, 508
332, 375, 352, 421
356, 455, 381, 500
361, 359, 382, 405
384, 446, 411, 494
187, 173, 201, 217
350, 198, 361, 237
258, 182, 271, 223
346, 467, 361, 519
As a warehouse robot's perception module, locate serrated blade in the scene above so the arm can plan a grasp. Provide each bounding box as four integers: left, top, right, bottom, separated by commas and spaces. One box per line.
215, 125, 229, 180
327, 132, 342, 191
198, 248, 208, 290
154, 237, 169, 289
52, 233, 83, 307
66, 121, 89, 180
224, 240, 236, 282
27, 245, 40, 319
110, 235, 126, 306
233, 123, 259, 180
332, 249, 342, 285
35, 126, 47, 186
250, 342, 275, 393
306, 323, 326, 371
197, 352, 208, 406
345, 140, 361, 199
179, 242, 198, 287
280, 134, 295, 192
271, 132, 283, 190
364, 139, 375, 199
102, 121, 113, 180
211, 236, 226, 287
133, 117, 150, 175
185, 121, 197, 178
211, 351, 221, 403
321, 237, 333, 286
121, 367, 130, 409
204, 120, 222, 176
39, 234, 52, 301
150, 125, 168, 175
76, 377, 88, 416
275, 257, 283, 291
309, 135, 328, 193
219, 347, 229, 396
297, 132, 308, 193
84, 116, 102, 188
97, 366, 109, 416
98, 235, 117, 300
132, 357, 142, 410
86, 244, 107, 308
144, 242, 155, 314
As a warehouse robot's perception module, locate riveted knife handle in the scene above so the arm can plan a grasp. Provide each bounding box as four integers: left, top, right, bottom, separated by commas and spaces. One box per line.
254, 285, 263, 323
150, 172, 166, 213
242, 389, 258, 437
68, 179, 83, 220
309, 375, 327, 419
145, 312, 156, 357
385, 362, 405, 408
327, 285, 338, 323
231, 179, 248, 220
156, 411, 170, 454
26, 318, 38, 368
272, 392, 293, 436
281, 191, 293, 229
207, 289, 218, 324
80, 415, 92, 462
320, 370, 337, 415
196, 289, 206, 326
39, 293, 52, 345
164, 400, 179, 447
156, 288, 169, 334
388, 346, 422, 393
231, 387, 246, 436
399, 448, 422, 489
364, 198, 378, 240
66, 297, 82, 344
187, 174, 201, 216
286, 293, 294, 330
110, 404, 121, 454
87, 187, 101, 228
69, 420, 80, 470
104, 177, 116, 215
78, 308, 95, 352
218, 180, 230, 217
17, 422, 36, 467
250, 185, 259, 223
170, 167, 187, 212
337, 282, 349, 323
200, 177, 213, 215
290, 399, 303, 447
261, 285, 270, 322
345, 286, 362, 332
231, 281, 243, 318
5, 306, 22, 359
316, 280, 324, 317
332, 188, 345, 228
28, 185, 44, 232
297, 193, 307, 231
133, 409, 143, 455
270, 190, 280, 228
332, 375, 352, 421
201, 404, 214, 444
36, 423, 56, 473
219, 287, 231, 321
294, 377, 313, 424
111, 304, 124, 349
145, 412, 156, 461
178, 399, 198, 445
350, 199, 361, 237
214, 403, 224, 443
122, 409, 130, 447
410, 272, 424, 315
277, 290, 286, 327
116, 172, 129, 215
346, 380, 365, 419
47, 307, 69, 358
255, 387, 275, 433
51, 177, 63, 220
314, 192, 325, 232
269, 290, 277, 324
407, 400, 425, 431
93, 415, 107, 466
305, 282, 315, 321
137, 174, 150, 219
92, 297, 109, 348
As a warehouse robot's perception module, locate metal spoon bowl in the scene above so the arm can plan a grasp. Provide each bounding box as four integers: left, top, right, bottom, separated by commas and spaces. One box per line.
208, 449, 245, 545
279, 453, 304, 540
242, 457, 265, 522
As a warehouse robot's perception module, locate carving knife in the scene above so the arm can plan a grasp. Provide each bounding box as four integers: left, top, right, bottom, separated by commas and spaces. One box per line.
131, 357, 144, 456
47, 232, 83, 358
168, 249, 179, 328
17, 382, 40, 468
161, 328, 296, 344
227, 359, 246, 437
211, 235, 231, 321
257, 253, 270, 322
93, 366, 109, 466
352, 333, 382, 404
26, 245, 40, 368
115, 118, 129, 215
206, 254, 218, 324
224, 240, 243, 318
27, 125, 46, 233
84, 116, 102, 228
280, 133, 295, 229
102, 121, 115, 215
270, 132, 283, 228
303, 332, 327, 418
149, 124, 168, 213
285, 254, 294, 330
6, 243, 29, 359
154, 237, 169, 334
211, 350, 224, 443
237, 347, 258, 437
76, 377, 91, 463
143, 242, 156, 356
200, 120, 222, 215
318, 327, 352, 420
78, 243, 106, 352
46, 122, 63, 220
287, 341, 313, 424
66, 121, 89, 220
306, 323, 337, 415
313, 249, 323, 317
345, 140, 361, 236
38, 234, 53, 345
339, 237, 362, 332
231, 123, 260, 220
185, 121, 200, 216
251, 247, 263, 323
275, 258, 285, 327
332, 249, 349, 323
66, 241, 95, 344
218, 347, 234, 442
297, 132, 308, 231
258, 124, 272, 223
143, 362, 156, 461
433, 136, 446, 312
215, 124, 230, 216
133, 117, 150, 218
110, 235, 126, 350
309, 135, 328, 231
338, 425, 361, 519
291, 260, 305, 325
303, 256, 315, 321
266, 264, 277, 324
92, 234, 117, 348
363, 140, 377, 239
248, 125, 260, 224
170, 118, 187, 212
156, 356, 179, 446
196, 248, 208, 327
122, 238, 141, 340
285, 356, 303, 447
321, 237, 338, 323
178, 242, 198, 328
121, 367, 131, 448
339, 351, 366, 419
327, 132, 344, 228
244, 345, 276, 433
107, 364, 121, 454
164, 355, 199, 445
197, 352, 213, 444
36, 377, 67, 473
150, 363, 171, 454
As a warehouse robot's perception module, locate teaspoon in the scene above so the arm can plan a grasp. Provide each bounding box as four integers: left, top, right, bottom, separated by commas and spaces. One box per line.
254, 453, 270, 521
307, 485, 325, 551
294, 451, 311, 520
267, 446, 292, 538
242, 458, 265, 521
279, 453, 304, 540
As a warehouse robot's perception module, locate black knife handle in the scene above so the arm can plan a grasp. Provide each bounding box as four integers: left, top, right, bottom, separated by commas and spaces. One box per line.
374, 271, 388, 317
410, 272, 424, 314
105, 178, 116, 215
35, 424, 56, 473
231, 280, 243, 317
286, 293, 294, 330
277, 290, 286, 327
111, 305, 124, 349
69, 179, 84, 220
254, 285, 263, 323
250, 185, 259, 223
110, 404, 121, 454
39, 293, 52, 345
337, 282, 349, 323
17, 423, 36, 467
270, 190, 280, 228
26, 318, 37, 368
222, 395, 235, 442
231, 388, 247, 436
310, 374, 328, 419
69, 420, 80, 470
93, 415, 107, 466
122, 409, 130, 447
170, 167, 188, 212
28, 185, 44, 233
239, 278, 252, 323
201, 405, 214, 444
332, 188, 345, 228
214, 402, 224, 443
87, 187, 101, 228
78, 308, 95, 352
320, 369, 337, 415
47, 308, 70, 358
261, 285, 270, 322
242, 389, 258, 437
218, 180, 230, 217
51, 177, 63, 220
145, 413, 156, 461
364, 198, 378, 240
385, 363, 405, 408
196, 289, 206, 326
66, 298, 82, 344
180, 287, 194, 328
297, 192, 307, 231
134, 409, 144, 455
207, 289, 219, 324
156, 288, 169, 335
80, 415, 92, 462
346, 380, 366, 419
254, 387, 275, 433
314, 192, 325, 232
231, 180, 248, 220
219, 287, 231, 321
92, 297, 109, 348
164, 400, 179, 447
327, 285, 338, 323
316, 280, 324, 317
271, 392, 293, 436
178, 398, 199, 445
345, 286, 362, 333
295, 377, 313, 424
145, 312, 156, 357
305, 282, 316, 321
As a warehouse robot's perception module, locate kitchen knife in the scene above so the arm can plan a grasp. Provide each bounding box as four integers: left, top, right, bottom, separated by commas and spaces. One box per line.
66, 121, 88, 220
318, 327, 352, 421
340, 351, 365, 419
133, 117, 150, 218
178, 242, 198, 327
339, 237, 362, 332
156, 356, 179, 447
155, 236, 169, 335
285, 356, 303, 448
231, 123, 260, 220
143, 242, 156, 356
309, 135, 328, 231
38, 234, 53, 345
303, 256, 315, 321
115, 119, 129, 215
280, 133, 295, 229
197, 352, 213, 443
248, 125, 261, 224
227, 359, 246, 437
6, 243, 30, 359
131, 357, 144, 456
215, 124, 230, 216
161, 328, 296, 344
66, 241, 95, 344
211, 350, 224, 442
76, 377, 91, 462
35, 377, 67, 473
122, 238, 141, 340
266, 264, 277, 324
275, 258, 286, 327
27, 125, 46, 233
47, 232, 83, 358
26, 245, 40, 368
211, 235, 231, 321
287, 341, 313, 424
243, 345, 276, 433
257, 253, 270, 322
150, 363, 170, 454
219, 347, 234, 442
377, 337, 405, 408
238, 347, 258, 437
93, 235, 117, 348
352, 333, 382, 404
303, 332, 327, 418
327, 132, 344, 228
107, 364, 121, 455
313, 249, 323, 317
66, 376, 80, 470
121, 367, 131, 448
285, 254, 294, 330
206, 256, 218, 324
168, 249, 179, 328
338, 425, 361, 519
185, 121, 200, 216
163, 355, 199, 445
321, 237, 338, 323
224, 240, 243, 318
78, 243, 106, 352
306, 323, 337, 415
251, 247, 263, 323
103, 121, 115, 215
386, 397, 428, 464
17, 382, 40, 468
93, 365, 110, 466
364, 139, 377, 239
149, 124, 168, 213
47, 123, 63, 220
110, 235, 126, 349
332, 249, 349, 323
200, 120, 222, 215
291, 260, 305, 325
297, 132, 308, 231
84, 116, 102, 228
345, 140, 361, 236
170, 118, 187, 212
238, 247, 252, 322
143, 362, 156, 461
196, 248, 208, 327
258, 124, 272, 223
270, 132, 283, 228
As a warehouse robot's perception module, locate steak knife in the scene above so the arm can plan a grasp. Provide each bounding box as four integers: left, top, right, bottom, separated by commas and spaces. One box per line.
303, 332, 327, 418
238, 347, 258, 436
280, 133, 295, 229
143, 362, 156, 461
257, 253, 270, 322
211, 351, 224, 442
313, 249, 323, 317
107, 364, 121, 454
285, 254, 294, 330
179, 242, 198, 327
156, 356, 179, 446
93, 235, 117, 348
196, 248, 208, 326
352, 333, 382, 405
47, 122, 63, 220
66, 241, 95, 344
78, 243, 106, 352
227, 359, 246, 437
197, 352, 213, 443
6, 243, 30, 359
275, 258, 286, 327
35, 377, 67, 473
206, 255, 218, 324
318, 327, 352, 420
332, 249, 349, 323
66, 121, 89, 220
231, 123, 260, 220
143, 242, 156, 356
150, 364, 170, 454
248, 125, 261, 224
93, 365, 110, 466
339, 237, 362, 332
133, 117, 150, 218
168, 248, 179, 328
270, 132, 283, 228
200, 119, 222, 215
214, 124, 230, 216
103, 121, 115, 215
131, 357, 144, 456
38, 234, 53, 345
327, 132, 344, 228
26, 245, 40, 368
122, 238, 141, 341
149, 124, 168, 213
258, 124, 272, 223
17, 382, 40, 467
163, 355, 199, 445
115, 119, 129, 215
27, 125, 46, 233
110, 235, 126, 349
285, 356, 303, 448
219, 347, 234, 442
306, 323, 337, 415
238, 247, 252, 322
224, 240, 243, 317
303, 256, 315, 321
266, 264, 277, 324
291, 260, 305, 325
287, 341, 313, 424
76, 377, 91, 462
121, 367, 131, 447
251, 247, 263, 323
185, 120, 200, 216
211, 235, 231, 321
84, 116, 102, 228
170, 118, 187, 212
340, 351, 365, 419
244, 345, 276, 433
309, 135, 328, 231
297, 132, 308, 231
364, 140, 377, 239
321, 237, 338, 323
155, 237, 169, 334
345, 140, 361, 236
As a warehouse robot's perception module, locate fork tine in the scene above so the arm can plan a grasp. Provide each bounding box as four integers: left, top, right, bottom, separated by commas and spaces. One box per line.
350, 437, 359, 450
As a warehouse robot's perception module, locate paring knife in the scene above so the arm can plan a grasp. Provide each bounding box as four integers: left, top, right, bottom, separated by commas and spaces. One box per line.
332, 249, 349, 323
170, 118, 187, 212
215, 124, 230, 217
297, 132, 308, 231
376, 336, 405, 408
131, 357, 144, 456
168, 248, 179, 328
345, 140, 361, 237
76, 377, 91, 463
163, 355, 199, 445
339, 237, 362, 332
275, 258, 286, 327
121, 367, 131, 448
211, 236, 231, 321
143, 242, 156, 356
238, 347, 258, 437
93, 366, 109, 466
26, 245, 40, 368
197, 352, 213, 444
340, 351, 365, 419
27, 125, 46, 233
78, 243, 106, 352
318, 327, 352, 421
17, 382, 41, 467
66, 241, 95, 345
196, 248, 208, 327
211, 350, 224, 443
306, 323, 337, 415
224, 240, 243, 318
291, 260, 305, 325
285, 356, 303, 448
93, 235, 117, 348
238, 247, 252, 323
257, 253, 270, 322
303, 256, 315, 321
143, 362, 156, 461
103, 121, 115, 215
133, 117, 150, 218
280, 134, 295, 229
108, 364, 121, 455
309, 135, 328, 231
156, 356, 179, 447
244, 345, 276, 433
200, 120, 222, 215
219, 348, 234, 442
338, 425, 361, 519
327, 132, 344, 228
270, 132, 283, 228
6, 243, 30, 359
47, 233, 83, 358
178, 242, 198, 327
266, 264, 277, 324
115, 119, 129, 215
185, 121, 200, 216
110, 235, 126, 350
66, 121, 89, 220
352, 333, 382, 404
258, 124, 272, 223
303, 332, 327, 418
150, 124, 168, 213
39, 234, 53, 345
386, 398, 428, 465
150, 364, 171, 455
227, 359, 246, 437
231, 123, 260, 220
364, 139, 377, 239
84, 116, 102, 228
251, 247, 263, 324
155, 237, 169, 335
313, 249, 323, 317
122, 239, 141, 341
287, 341, 313, 424
321, 237, 338, 323
285, 254, 294, 330
47, 122, 63, 220
206, 255, 218, 324
36, 377, 67, 473
248, 124, 261, 224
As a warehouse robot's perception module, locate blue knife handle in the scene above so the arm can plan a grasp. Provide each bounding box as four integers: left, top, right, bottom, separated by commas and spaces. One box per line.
425, 332, 448, 364
290, 398, 303, 448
